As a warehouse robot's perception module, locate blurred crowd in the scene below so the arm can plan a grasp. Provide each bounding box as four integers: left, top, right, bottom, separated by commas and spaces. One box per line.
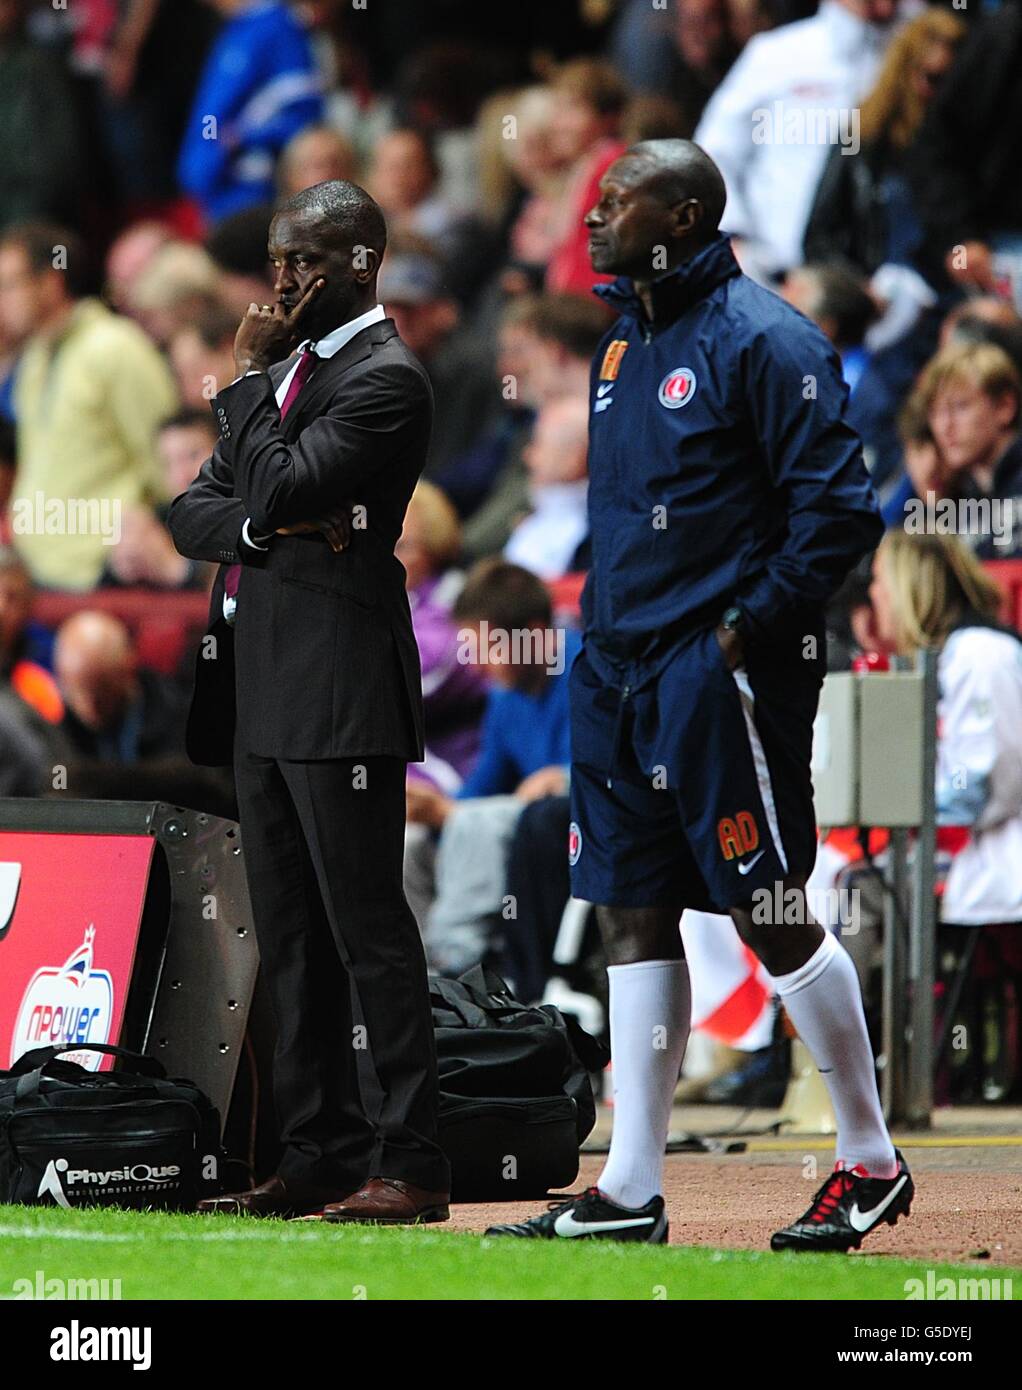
1, 0, 1021, 1023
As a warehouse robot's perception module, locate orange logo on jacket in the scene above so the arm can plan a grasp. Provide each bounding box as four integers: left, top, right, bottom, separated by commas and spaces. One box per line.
599, 340, 628, 381
717, 812, 759, 860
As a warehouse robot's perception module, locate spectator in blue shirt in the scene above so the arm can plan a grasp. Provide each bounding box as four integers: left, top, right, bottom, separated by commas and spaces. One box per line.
178, 1, 323, 223
405, 559, 577, 822
404, 560, 579, 976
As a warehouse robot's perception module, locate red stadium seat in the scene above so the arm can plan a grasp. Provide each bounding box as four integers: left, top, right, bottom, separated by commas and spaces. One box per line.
31, 588, 211, 676
547, 571, 586, 625
983, 559, 1022, 632
29, 563, 1012, 682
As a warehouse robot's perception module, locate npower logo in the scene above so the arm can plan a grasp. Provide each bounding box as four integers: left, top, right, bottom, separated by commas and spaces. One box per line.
10, 924, 114, 1069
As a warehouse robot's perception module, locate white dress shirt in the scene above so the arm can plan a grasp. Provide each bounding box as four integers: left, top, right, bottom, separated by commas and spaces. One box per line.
269, 301, 387, 410
503, 479, 590, 581
225, 303, 387, 620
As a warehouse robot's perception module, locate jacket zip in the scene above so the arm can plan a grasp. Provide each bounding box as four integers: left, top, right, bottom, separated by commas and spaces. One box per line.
605, 682, 632, 789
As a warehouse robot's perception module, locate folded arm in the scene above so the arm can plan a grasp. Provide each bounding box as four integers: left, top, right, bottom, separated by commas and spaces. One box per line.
166, 437, 271, 567
214, 362, 431, 533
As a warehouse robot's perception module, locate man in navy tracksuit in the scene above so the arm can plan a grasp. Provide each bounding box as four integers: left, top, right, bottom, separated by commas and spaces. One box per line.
489, 141, 914, 1251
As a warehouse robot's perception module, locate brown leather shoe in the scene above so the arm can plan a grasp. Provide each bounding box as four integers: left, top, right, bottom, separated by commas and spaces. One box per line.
196, 1174, 342, 1218
320, 1177, 450, 1225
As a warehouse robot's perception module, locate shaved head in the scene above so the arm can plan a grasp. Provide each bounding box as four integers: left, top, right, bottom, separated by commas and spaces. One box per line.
268, 179, 388, 341
585, 138, 728, 282
624, 140, 727, 238
56, 610, 134, 666
274, 180, 387, 259
55, 611, 138, 732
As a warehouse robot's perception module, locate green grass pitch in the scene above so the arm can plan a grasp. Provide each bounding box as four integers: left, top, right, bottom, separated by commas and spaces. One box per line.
0, 1207, 1018, 1300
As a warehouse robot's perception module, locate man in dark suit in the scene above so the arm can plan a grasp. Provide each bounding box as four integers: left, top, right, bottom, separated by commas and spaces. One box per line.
168, 180, 451, 1223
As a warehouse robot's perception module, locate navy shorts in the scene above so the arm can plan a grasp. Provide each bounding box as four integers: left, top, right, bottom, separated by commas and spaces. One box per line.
568, 627, 823, 912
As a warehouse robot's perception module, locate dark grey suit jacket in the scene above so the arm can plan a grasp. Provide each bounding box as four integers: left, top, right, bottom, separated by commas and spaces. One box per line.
167, 317, 432, 766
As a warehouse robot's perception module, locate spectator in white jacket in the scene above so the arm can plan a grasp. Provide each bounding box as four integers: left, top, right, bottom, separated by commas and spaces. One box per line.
504, 396, 589, 581
695, 0, 904, 278
870, 530, 1022, 926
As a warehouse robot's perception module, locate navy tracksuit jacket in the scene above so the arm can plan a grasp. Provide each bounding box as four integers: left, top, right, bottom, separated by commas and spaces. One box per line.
581, 234, 883, 686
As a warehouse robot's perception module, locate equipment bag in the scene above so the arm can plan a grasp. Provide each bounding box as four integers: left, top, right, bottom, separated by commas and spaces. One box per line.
432, 965, 608, 1201
0, 1043, 224, 1211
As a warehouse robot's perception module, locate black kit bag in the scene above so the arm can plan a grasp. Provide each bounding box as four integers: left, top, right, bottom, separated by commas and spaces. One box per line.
0, 1043, 225, 1211
432, 965, 608, 1201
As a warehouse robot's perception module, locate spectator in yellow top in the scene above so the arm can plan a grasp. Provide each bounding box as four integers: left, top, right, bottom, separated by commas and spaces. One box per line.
0, 222, 178, 591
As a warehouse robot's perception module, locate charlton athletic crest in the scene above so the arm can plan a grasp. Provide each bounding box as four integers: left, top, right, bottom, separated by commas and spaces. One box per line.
658, 366, 697, 409
568, 821, 582, 866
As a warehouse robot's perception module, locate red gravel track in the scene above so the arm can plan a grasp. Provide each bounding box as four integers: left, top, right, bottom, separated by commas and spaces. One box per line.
446, 1149, 1022, 1265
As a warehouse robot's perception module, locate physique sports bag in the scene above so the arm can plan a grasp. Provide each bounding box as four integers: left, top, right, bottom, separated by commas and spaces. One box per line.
0, 1044, 224, 1210
432, 966, 608, 1201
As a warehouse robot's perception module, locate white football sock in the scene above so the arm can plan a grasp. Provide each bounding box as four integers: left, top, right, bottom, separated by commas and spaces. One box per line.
771, 931, 897, 1179
597, 958, 691, 1209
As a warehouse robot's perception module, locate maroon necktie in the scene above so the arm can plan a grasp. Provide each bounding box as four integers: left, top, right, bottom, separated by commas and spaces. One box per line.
224, 348, 320, 602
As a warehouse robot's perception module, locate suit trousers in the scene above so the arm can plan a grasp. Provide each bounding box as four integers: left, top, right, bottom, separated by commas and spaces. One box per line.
233, 743, 450, 1196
